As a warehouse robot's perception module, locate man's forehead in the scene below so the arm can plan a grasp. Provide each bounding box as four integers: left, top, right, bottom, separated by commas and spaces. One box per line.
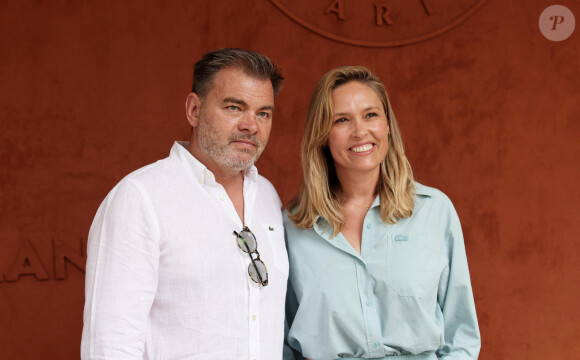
209, 68, 274, 102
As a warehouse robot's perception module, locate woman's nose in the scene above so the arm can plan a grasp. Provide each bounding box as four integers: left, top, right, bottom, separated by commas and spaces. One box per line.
351, 118, 367, 138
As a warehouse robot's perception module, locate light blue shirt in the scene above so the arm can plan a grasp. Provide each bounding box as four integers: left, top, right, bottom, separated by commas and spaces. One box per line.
283, 183, 480, 360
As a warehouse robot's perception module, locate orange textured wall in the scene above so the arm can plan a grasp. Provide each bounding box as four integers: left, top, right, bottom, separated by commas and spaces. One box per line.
0, 1, 578, 359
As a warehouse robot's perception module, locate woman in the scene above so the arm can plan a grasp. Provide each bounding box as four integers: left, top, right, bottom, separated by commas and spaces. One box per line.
283, 66, 480, 360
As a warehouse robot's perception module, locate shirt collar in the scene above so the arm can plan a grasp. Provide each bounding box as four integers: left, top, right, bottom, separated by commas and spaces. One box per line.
353, 184, 431, 211
244, 163, 259, 182
170, 141, 258, 184
313, 181, 431, 231
366, 181, 431, 210
414, 182, 432, 197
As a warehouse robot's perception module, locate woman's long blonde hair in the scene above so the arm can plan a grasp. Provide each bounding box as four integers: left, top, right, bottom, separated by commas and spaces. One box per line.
287, 66, 415, 236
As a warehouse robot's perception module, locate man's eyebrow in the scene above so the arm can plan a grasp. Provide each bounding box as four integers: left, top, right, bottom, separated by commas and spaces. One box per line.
223, 97, 275, 112
258, 105, 275, 112
223, 97, 247, 106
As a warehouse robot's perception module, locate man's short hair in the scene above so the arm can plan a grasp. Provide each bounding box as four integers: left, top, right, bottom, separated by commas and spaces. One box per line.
192, 48, 283, 100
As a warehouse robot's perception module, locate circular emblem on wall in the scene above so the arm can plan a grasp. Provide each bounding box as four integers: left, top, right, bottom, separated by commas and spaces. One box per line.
269, 0, 487, 47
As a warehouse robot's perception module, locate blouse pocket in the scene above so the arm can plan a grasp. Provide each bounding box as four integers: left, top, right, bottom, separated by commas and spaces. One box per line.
386, 232, 445, 298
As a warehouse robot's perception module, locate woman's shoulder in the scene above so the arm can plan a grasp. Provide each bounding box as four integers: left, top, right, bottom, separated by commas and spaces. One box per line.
282, 208, 292, 224
282, 208, 321, 237
414, 181, 457, 212
415, 182, 452, 201
282, 207, 303, 230
412, 182, 462, 229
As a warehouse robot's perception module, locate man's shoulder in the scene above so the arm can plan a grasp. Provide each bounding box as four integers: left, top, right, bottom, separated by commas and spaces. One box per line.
109, 156, 181, 196
255, 173, 276, 190
254, 173, 282, 208
124, 156, 178, 182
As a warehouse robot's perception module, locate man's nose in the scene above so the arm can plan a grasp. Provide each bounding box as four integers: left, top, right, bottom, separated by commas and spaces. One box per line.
238, 112, 258, 133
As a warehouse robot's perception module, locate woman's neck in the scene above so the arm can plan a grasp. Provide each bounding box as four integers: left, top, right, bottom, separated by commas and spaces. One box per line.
336, 167, 380, 205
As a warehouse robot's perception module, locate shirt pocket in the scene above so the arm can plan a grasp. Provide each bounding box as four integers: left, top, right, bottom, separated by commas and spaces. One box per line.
386, 232, 445, 298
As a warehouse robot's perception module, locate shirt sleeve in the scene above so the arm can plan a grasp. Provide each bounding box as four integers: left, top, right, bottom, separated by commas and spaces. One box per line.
81, 179, 160, 359
283, 308, 301, 360
436, 200, 481, 359
283, 222, 306, 360
284, 280, 309, 360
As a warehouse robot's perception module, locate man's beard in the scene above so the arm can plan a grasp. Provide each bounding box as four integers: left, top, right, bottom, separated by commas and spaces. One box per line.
197, 113, 267, 171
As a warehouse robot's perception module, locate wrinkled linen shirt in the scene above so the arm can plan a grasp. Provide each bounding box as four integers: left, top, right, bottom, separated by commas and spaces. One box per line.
81, 141, 289, 360
283, 184, 480, 360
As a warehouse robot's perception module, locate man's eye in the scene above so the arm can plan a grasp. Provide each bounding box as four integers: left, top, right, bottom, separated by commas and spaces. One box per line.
228, 105, 240, 111
257, 112, 270, 118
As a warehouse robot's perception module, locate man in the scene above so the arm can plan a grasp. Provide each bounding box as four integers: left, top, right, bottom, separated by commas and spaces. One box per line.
81, 48, 288, 359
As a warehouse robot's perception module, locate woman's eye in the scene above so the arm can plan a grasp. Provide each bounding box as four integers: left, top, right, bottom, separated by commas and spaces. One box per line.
365, 112, 378, 118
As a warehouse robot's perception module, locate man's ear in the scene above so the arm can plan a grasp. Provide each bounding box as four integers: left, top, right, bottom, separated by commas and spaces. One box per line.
185, 92, 201, 127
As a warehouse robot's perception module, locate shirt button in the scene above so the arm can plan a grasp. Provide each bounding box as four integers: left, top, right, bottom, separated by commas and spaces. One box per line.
220, 195, 225, 201
366, 300, 372, 306
198, 179, 203, 184
373, 341, 379, 348
252, 314, 257, 321
366, 223, 371, 229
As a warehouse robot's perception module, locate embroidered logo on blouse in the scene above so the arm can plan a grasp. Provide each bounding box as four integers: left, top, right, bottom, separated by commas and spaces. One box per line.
269, 226, 274, 231
394, 234, 409, 242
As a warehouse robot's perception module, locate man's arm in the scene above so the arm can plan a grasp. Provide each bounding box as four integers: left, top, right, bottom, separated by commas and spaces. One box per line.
81, 179, 160, 359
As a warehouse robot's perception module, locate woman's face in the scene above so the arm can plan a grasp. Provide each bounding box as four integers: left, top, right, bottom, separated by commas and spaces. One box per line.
327, 81, 390, 178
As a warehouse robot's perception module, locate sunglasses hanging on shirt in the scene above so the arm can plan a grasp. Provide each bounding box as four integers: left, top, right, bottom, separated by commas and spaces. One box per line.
233, 226, 269, 286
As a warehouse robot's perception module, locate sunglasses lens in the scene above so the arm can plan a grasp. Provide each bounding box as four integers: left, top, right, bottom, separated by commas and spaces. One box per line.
248, 259, 268, 286
234, 227, 268, 286
237, 230, 257, 253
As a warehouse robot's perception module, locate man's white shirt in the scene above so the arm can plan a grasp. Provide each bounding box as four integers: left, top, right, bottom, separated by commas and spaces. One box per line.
81, 141, 288, 360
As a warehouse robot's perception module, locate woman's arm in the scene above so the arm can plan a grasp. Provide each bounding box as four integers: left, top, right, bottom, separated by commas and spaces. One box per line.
436, 202, 481, 359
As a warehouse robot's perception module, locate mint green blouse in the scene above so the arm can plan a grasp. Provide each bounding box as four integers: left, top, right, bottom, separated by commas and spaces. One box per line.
283, 184, 480, 360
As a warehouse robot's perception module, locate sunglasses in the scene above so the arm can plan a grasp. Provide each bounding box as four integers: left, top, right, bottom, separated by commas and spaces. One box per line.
233, 226, 269, 286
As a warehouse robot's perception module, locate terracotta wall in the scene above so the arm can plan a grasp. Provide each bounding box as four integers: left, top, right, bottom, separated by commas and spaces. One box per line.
1, 0, 578, 359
